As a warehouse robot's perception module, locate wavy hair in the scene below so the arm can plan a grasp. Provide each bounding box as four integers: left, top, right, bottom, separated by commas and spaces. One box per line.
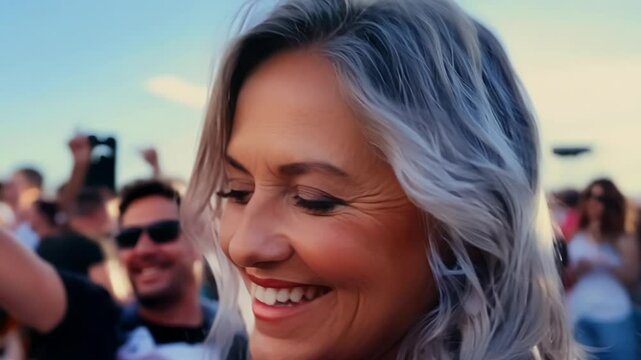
183, 0, 581, 359
578, 178, 626, 238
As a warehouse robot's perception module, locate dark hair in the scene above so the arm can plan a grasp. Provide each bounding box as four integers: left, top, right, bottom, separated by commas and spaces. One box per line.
578, 178, 626, 237
119, 179, 181, 219
0, 182, 4, 202
556, 189, 580, 209
17, 167, 43, 189
69, 187, 106, 217
34, 199, 62, 227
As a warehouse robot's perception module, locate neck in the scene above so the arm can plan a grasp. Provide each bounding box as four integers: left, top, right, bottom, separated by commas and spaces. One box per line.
588, 222, 601, 240
138, 288, 202, 327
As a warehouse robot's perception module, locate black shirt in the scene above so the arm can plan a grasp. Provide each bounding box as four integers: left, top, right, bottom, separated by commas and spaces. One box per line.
36, 232, 104, 276
29, 271, 246, 360
29, 271, 120, 360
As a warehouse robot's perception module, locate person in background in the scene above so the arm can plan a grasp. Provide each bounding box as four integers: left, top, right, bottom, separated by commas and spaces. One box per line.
0, 182, 16, 229
565, 178, 638, 359
0, 179, 243, 360
29, 199, 65, 240
36, 188, 111, 290
558, 189, 582, 241
3, 167, 43, 249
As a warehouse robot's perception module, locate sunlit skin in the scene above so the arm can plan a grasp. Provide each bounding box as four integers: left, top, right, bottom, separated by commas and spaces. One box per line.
219, 50, 436, 360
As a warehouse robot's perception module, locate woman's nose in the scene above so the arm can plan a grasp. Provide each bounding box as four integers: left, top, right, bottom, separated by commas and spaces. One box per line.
226, 194, 294, 268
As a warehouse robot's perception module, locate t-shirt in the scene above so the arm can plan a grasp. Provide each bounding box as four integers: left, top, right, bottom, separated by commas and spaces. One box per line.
117, 300, 217, 359
29, 271, 121, 360
29, 271, 246, 360
566, 232, 632, 325
36, 232, 104, 276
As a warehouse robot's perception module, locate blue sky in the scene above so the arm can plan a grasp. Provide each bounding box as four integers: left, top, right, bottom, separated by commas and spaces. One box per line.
2, 0, 640, 197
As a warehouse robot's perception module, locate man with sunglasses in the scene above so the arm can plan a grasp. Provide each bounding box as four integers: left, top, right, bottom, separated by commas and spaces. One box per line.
0, 179, 246, 359
115, 179, 217, 359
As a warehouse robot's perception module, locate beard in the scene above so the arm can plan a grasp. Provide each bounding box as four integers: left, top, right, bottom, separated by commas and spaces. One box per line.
135, 282, 183, 309
130, 261, 193, 310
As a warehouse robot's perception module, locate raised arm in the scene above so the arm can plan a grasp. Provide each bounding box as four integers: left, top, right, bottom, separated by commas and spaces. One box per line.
0, 229, 66, 332
141, 147, 162, 178
58, 135, 91, 211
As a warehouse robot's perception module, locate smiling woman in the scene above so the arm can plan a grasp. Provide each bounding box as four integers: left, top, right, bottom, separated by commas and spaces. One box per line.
183, 0, 580, 359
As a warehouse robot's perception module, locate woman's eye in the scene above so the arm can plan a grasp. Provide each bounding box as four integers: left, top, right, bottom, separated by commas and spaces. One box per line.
294, 191, 346, 215
216, 190, 252, 205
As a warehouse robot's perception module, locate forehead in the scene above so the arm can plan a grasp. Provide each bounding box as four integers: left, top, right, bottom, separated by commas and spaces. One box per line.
228, 50, 378, 174
121, 196, 179, 227
590, 185, 604, 195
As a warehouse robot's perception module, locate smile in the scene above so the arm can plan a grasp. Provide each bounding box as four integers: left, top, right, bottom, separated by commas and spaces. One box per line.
252, 284, 329, 306
247, 274, 332, 320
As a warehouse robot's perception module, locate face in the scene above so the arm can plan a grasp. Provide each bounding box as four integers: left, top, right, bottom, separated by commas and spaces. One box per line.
3, 172, 25, 207
586, 184, 605, 223
28, 204, 56, 238
220, 50, 435, 360
119, 196, 197, 307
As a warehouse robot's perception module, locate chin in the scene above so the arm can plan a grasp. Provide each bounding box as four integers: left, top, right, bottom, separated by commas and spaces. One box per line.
250, 332, 321, 360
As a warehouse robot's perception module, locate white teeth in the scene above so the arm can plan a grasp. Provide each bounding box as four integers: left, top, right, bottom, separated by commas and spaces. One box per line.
263, 288, 277, 306
140, 267, 160, 276
276, 289, 290, 303
290, 287, 304, 302
252, 284, 325, 305
255, 285, 265, 300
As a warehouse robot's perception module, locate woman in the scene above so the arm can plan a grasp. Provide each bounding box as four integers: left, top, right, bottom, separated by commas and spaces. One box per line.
184, 0, 579, 359
566, 179, 638, 359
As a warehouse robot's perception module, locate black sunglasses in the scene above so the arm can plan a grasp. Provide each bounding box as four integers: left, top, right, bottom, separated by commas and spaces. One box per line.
115, 220, 181, 248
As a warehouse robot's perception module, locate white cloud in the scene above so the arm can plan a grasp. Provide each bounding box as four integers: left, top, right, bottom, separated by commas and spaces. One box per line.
145, 75, 208, 109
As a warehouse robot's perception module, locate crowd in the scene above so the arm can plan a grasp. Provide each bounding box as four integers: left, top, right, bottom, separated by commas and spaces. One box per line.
0, 135, 243, 359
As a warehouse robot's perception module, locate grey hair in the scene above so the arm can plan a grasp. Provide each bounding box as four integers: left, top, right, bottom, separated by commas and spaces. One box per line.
184, 0, 582, 359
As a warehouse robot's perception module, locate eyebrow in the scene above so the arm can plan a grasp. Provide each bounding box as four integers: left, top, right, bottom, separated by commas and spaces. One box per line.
224, 155, 349, 178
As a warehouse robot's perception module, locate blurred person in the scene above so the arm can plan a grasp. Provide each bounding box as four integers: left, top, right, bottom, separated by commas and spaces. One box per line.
36, 188, 111, 289
565, 178, 638, 359
0, 179, 243, 360
0, 182, 16, 229
4, 167, 43, 249
558, 189, 582, 241
29, 199, 65, 240
66, 187, 114, 240
115, 179, 229, 359
57, 134, 92, 211
183, 0, 579, 359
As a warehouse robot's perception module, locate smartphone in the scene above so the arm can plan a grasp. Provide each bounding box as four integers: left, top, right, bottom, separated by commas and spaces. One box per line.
84, 135, 117, 192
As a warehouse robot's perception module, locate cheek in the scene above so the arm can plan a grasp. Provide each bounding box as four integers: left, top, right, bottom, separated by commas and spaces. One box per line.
118, 250, 133, 266
293, 212, 431, 295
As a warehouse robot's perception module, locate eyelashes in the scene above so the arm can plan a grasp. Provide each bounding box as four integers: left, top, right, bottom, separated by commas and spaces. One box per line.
293, 194, 346, 215
216, 188, 346, 215
216, 190, 251, 205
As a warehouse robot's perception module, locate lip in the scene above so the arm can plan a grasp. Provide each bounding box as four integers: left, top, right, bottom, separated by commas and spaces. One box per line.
247, 273, 310, 289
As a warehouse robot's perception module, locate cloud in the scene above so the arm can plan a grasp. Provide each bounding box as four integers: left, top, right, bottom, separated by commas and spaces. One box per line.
145, 75, 207, 109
